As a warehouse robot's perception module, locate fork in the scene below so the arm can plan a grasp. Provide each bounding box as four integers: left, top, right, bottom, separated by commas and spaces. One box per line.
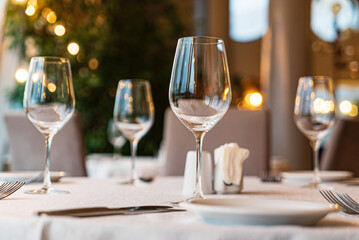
319, 189, 359, 214
0, 181, 25, 200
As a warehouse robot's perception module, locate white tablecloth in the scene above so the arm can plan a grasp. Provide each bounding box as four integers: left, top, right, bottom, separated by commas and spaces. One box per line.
85, 154, 162, 178
1, 177, 359, 240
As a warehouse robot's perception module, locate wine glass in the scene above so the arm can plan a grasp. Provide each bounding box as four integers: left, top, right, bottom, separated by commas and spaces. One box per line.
107, 119, 126, 160
23, 56, 75, 194
113, 79, 154, 184
169, 36, 232, 200
294, 76, 336, 188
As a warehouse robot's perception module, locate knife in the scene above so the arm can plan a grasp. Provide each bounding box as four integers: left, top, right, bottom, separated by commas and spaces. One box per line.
37, 205, 185, 217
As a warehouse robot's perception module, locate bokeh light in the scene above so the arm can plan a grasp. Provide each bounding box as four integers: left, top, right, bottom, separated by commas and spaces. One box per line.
25, 6, 36, 16
46, 11, 57, 24
88, 58, 99, 70
339, 100, 352, 114
67, 42, 80, 55
54, 24, 66, 36
47, 83, 57, 92
15, 68, 28, 83
244, 92, 263, 108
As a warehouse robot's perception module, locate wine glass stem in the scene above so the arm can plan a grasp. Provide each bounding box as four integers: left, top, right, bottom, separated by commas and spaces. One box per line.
130, 139, 139, 182
192, 131, 205, 200
311, 140, 321, 185
43, 134, 54, 190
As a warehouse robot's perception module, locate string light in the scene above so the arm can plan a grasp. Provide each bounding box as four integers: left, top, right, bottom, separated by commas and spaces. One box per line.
25, 6, 36, 16
46, 11, 57, 24
54, 24, 66, 36
15, 68, 28, 83
47, 83, 57, 92
88, 58, 99, 70
67, 42, 80, 55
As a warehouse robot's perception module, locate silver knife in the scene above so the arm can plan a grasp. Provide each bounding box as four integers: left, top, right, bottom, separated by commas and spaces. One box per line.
37, 205, 184, 217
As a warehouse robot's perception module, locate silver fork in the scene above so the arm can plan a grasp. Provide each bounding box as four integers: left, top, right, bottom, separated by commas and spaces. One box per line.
319, 189, 359, 214
0, 181, 25, 200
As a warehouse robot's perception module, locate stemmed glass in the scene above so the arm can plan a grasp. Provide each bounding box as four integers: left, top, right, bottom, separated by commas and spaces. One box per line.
107, 119, 126, 159
113, 79, 154, 184
294, 76, 336, 188
169, 36, 232, 200
23, 56, 75, 194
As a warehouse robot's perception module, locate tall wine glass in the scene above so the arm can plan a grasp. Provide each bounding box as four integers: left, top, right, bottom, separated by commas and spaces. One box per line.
23, 56, 75, 194
113, 79, 154, 184
294, 76, 336, 188
169, 36, 232, 200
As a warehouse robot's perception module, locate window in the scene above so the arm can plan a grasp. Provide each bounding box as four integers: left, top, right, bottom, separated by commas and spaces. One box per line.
229, 0, 269, 42
311, 0, 359, 42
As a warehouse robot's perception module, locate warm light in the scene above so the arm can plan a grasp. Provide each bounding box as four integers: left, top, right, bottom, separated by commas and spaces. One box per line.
249, 92, 263, 107
46, 11, 57, 23
313, 98, 334, 114
245, 92, 263, 108
41, 8, 51, 18
54, 25, 66, 36
12, 0, 26, 5
88, 58, 99, 70
339, 100, 352, 114
28, 0, 37, 6
47, 83, 56, 92
349, 105, 358, 117
67, 42, 80, 55
15, 68, 28, 83
25, 6, 36, 16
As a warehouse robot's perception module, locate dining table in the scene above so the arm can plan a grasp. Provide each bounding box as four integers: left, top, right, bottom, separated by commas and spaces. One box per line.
1, 176, 359, 240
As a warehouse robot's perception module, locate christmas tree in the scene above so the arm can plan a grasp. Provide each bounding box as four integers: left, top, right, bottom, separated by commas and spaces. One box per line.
4, 0, 188, 155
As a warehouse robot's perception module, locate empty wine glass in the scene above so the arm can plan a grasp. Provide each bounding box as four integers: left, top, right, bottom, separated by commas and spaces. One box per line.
107, 119, 126, 159
23, 56, 75, 194
294, 76, 336, 188
169, 36, 232, 200
113, 79, 154, 184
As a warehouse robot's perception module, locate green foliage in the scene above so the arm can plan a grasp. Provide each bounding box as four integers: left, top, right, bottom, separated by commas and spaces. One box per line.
5, 0, 188, 155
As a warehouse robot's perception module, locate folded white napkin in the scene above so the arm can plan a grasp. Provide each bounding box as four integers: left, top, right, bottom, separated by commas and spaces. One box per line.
214, 143, 250, 185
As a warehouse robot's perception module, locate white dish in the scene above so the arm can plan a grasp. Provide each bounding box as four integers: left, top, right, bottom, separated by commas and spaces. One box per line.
183, 198, 337, 226
281, 171, 353, 183
0, 171, 68, 183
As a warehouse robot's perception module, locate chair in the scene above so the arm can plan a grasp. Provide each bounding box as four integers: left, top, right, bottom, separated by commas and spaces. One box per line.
4, 111, 87, 176
321, 119, 359, 177
161, 107, 270, 176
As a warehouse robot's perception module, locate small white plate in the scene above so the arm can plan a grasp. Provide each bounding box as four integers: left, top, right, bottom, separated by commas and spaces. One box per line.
182, 198, 338, 226
0, 171, 68, 182
281, 171, 353, 183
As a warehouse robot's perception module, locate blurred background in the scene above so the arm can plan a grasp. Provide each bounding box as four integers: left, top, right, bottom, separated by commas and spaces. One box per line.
0, 0, 358, 171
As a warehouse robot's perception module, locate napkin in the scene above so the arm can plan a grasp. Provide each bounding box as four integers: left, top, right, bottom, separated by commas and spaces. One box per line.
214, 143, 249, 185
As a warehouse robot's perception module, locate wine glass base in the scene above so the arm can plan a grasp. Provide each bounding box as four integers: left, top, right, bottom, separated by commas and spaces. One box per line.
302, 182, 334, 190
25, 186, 69, 194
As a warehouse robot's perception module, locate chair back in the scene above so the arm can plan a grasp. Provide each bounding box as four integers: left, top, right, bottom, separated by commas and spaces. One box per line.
161, 107, 270, 176
321, 119, 359, 176
4, 111, 87, 176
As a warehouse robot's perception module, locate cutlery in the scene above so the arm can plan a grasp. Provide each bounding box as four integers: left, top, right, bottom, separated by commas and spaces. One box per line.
37, 205, 185, 217
0, 181, 25, 200
319, 189, 359, 214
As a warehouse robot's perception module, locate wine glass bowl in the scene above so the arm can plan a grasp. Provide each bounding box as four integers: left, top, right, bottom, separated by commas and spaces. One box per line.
294, 76, 336, 188
23, 56, 75, 194
169, 36, 231, 200
107, 119, 126, 159
113, 79, 154, 184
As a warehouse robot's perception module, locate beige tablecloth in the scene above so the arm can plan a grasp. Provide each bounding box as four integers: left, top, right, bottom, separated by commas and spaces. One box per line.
1, 177, 359, 240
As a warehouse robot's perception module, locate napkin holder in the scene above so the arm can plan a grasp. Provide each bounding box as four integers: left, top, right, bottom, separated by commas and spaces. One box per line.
213, 143, 249, 194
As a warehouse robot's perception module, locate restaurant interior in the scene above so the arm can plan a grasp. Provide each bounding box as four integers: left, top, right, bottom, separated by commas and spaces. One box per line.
0, 0, 358, 238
